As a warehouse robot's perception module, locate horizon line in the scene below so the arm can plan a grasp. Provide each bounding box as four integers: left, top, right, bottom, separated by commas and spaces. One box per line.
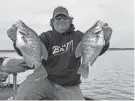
0, 48, 134, 52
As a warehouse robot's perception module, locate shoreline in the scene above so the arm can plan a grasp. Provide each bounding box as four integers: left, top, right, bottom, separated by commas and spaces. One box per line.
0, 48, 135, 53
0, 50, 15, 52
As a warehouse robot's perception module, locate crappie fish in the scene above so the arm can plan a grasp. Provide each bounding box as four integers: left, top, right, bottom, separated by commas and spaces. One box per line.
77, 20, 106, 78
15, 20, 48, 81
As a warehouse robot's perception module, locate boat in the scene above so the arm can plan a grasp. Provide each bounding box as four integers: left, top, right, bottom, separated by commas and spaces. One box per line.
0, 83, 93, 100
0, 57, 94, 100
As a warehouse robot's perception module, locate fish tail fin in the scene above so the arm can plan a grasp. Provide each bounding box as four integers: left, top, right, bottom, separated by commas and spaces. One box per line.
77, 62, 90, 78
31, 64, 48, 81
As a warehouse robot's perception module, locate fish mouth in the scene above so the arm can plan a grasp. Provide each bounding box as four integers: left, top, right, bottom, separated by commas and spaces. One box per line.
19, 31, 26, 36
17, 30, 28, 44
95, 30, 101, 34
94, 21, 108, 35
94, 26, 102, 34
18, 30, 29, 37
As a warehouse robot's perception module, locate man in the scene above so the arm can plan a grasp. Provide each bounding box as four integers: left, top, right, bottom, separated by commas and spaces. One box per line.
6, 6, 112, 100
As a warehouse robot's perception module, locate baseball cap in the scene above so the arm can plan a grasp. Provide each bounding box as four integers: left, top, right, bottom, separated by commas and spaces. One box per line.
53, 6, 69, 18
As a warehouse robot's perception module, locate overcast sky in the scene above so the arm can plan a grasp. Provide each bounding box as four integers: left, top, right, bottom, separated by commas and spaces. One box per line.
0, 0, 134, 50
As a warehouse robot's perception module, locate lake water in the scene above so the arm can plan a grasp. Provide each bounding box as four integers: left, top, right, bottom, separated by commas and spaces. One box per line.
0, 51, 134, 100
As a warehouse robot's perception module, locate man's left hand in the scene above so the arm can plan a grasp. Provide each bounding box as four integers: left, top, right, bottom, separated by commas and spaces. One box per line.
102, 25, 113, 45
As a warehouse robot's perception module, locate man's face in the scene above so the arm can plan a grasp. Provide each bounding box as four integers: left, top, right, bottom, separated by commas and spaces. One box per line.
53, 14, 71, 34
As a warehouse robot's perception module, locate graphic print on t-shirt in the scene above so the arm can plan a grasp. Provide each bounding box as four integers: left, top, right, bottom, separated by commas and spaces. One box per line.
52, 40, 73, 56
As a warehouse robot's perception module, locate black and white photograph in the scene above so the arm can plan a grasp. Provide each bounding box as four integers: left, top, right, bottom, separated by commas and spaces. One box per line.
0, 0, 134, 100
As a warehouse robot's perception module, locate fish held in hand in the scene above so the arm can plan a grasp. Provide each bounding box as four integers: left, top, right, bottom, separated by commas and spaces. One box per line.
77, 20, 106, 78
16, 20, 48, 81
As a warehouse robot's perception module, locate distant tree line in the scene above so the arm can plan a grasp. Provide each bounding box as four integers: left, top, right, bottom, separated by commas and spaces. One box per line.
108, 48, 135, 51
0, 50, 15, 52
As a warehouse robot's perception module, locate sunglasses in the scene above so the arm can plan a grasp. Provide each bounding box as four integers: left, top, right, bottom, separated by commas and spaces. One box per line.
55, 14, 69, 20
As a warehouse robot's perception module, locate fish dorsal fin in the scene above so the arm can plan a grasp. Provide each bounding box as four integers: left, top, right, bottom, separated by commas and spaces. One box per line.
75, 42, 82, 58
40, 41, 48, 60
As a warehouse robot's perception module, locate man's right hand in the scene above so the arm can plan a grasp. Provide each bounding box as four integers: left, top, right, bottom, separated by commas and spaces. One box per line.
7, 24, 17, 42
